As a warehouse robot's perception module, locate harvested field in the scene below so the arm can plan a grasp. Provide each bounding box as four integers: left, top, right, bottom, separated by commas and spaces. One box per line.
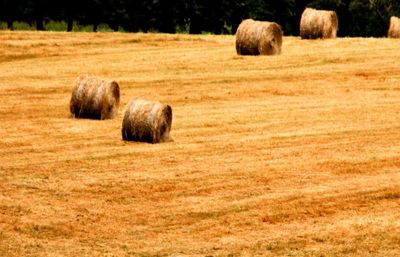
0, 31, 400, 257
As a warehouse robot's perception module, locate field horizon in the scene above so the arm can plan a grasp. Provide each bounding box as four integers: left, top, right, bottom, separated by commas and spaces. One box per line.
0, 31, 399, 256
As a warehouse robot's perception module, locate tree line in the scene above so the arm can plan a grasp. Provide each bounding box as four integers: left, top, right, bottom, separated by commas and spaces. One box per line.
1, 0, 400, 37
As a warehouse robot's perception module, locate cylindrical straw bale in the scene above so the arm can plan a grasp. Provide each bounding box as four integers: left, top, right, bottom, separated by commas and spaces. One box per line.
235, 19, 283, 55
300, 8, 338, 39
388, 16, 400, 38
70, 76, 120, 120
122, 98, 172, 144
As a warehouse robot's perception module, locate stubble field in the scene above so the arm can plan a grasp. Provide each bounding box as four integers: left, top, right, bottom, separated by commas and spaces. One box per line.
0, 31, 399, 256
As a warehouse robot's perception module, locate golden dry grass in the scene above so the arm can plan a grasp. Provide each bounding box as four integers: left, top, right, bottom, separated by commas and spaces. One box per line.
0, 31, 400, 257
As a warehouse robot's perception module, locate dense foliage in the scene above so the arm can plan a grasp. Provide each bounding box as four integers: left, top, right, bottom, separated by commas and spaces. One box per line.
1, 0, 400, 36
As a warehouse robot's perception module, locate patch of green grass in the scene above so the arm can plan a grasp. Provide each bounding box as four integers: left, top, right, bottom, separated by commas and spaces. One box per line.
12, 21, 35, 31
44, 21, 67, 31
175, 24, 189, 34
97, 23, 114, 32
0, 22, 7, 29
72, 23, 94, 32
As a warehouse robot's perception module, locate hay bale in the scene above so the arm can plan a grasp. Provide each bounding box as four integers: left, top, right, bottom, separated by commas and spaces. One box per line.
70, 76, 120, 120
300, 8, 338, 39
388, 16, 400, 38
235, 19, 283, 55
122, 98, 172, 143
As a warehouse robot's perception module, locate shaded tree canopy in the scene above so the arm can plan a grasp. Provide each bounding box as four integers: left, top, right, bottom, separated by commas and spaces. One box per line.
0, 0, 399, 36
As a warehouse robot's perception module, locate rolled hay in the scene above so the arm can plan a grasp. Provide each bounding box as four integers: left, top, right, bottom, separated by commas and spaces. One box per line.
235, 19, 283, 55
300, 8, 338, 39
122, 98, 172, 143
388, 16, 400, 38
70, 76, 120, 120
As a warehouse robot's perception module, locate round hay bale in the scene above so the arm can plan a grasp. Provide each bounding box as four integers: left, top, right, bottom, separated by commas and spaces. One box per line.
388, 16, 400, 38
122, 98, 172, 144
70, 76, 120, 120
300, 8, 338, 39
235, 19, 283, 55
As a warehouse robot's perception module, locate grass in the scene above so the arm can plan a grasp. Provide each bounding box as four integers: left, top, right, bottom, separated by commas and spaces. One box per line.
0, 21, 117, 32
0, 31, 399, 257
